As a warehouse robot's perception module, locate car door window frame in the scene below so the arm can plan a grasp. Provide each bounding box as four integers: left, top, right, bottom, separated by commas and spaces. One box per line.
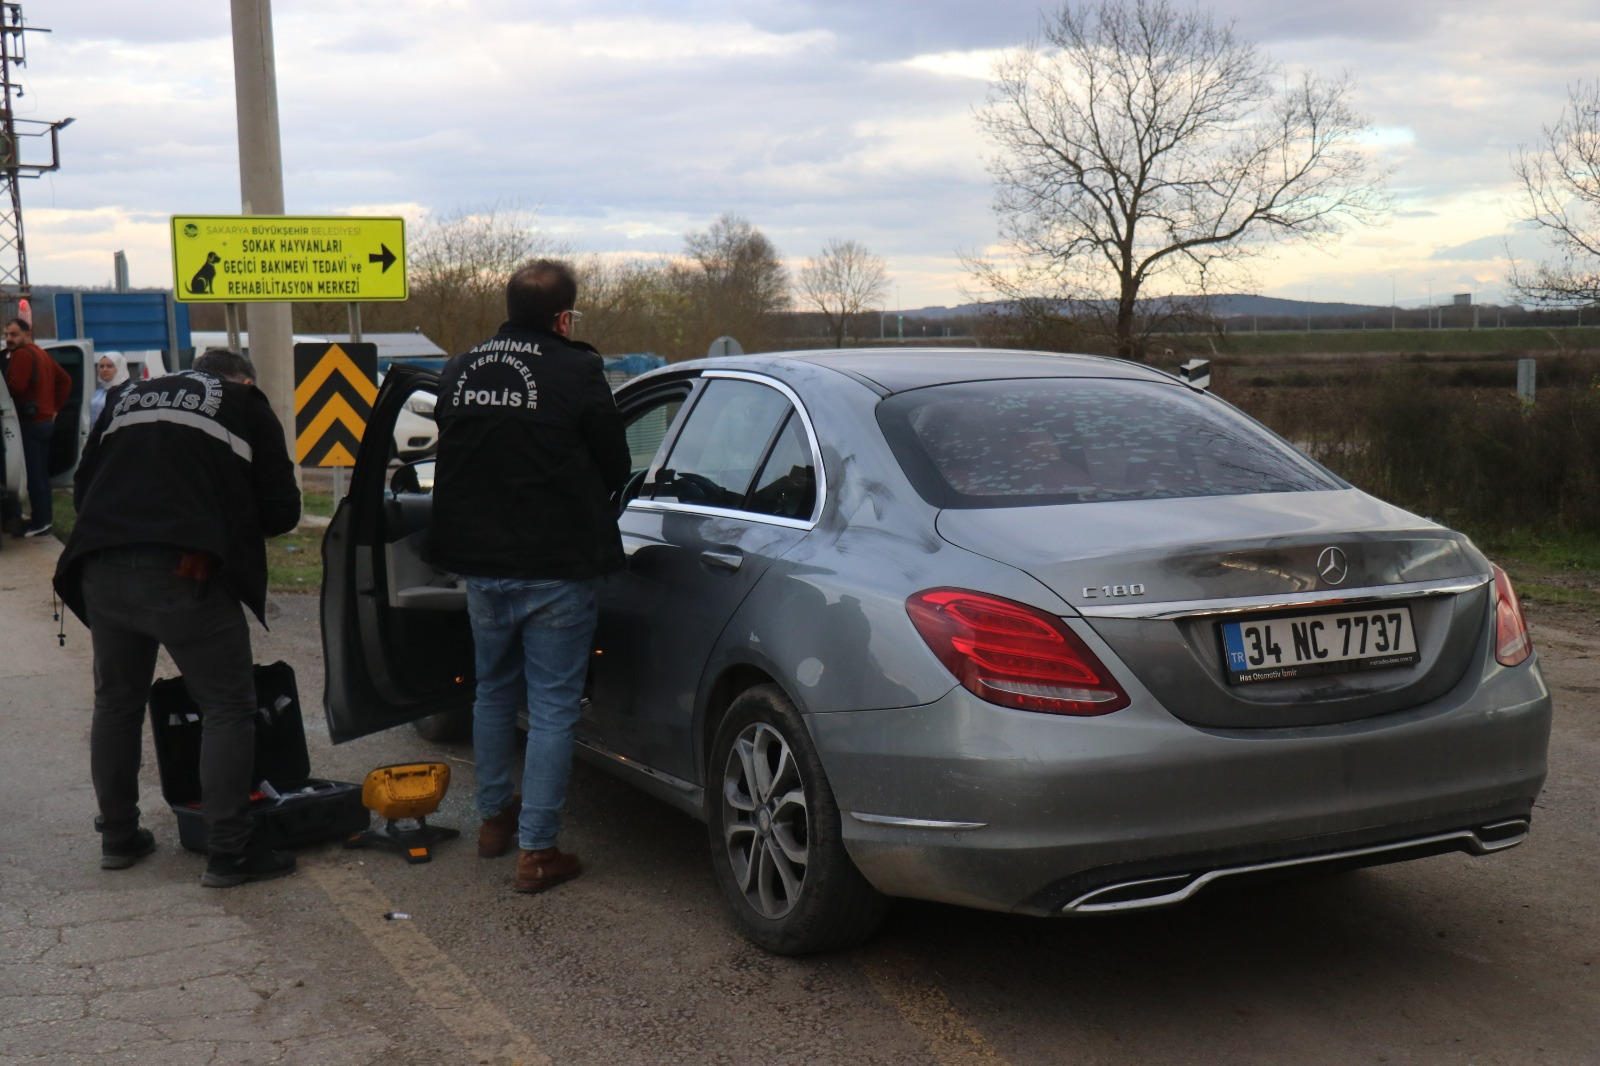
617, 381, 696, 510
632, 370, 825, 530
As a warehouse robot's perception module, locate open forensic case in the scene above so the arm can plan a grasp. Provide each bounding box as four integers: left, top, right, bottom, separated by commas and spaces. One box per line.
149, 660, 368, 853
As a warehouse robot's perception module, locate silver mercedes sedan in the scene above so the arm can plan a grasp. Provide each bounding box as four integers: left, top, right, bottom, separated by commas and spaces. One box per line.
323, 349, 1552, 954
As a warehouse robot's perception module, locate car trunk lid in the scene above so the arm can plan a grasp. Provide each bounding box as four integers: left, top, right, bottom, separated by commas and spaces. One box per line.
935, 490, 1493, 729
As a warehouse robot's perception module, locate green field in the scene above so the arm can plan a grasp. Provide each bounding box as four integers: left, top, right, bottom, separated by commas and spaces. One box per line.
1199, 325, 1600, 359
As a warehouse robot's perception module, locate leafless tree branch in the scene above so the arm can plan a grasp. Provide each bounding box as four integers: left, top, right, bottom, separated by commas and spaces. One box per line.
1509, 80, 1600, 306
797, 238, 889, 347
973, 0, 1389, 359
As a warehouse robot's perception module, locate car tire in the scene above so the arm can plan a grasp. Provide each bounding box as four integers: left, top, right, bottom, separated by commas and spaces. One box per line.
707, 684, 888, 955
412, 708, 472, 743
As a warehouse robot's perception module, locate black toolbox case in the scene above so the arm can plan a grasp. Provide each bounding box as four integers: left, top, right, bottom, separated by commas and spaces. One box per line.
150, 661, 368, 853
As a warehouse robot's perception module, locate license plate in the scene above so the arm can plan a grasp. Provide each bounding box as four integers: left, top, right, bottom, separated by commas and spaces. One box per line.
1220, 605, 1419, 684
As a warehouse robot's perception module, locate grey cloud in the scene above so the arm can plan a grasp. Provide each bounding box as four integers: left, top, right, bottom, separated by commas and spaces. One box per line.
38, 4, 227, 45
24, 0, 1600, 301
1431, 225, 1550, 263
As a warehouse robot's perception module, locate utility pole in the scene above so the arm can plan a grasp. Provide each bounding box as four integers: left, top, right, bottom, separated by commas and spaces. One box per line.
230, 0, 296, 465
0, 3, 71, 318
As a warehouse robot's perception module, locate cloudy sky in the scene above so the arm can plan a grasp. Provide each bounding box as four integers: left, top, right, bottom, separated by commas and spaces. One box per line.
14, 0, 1600, 311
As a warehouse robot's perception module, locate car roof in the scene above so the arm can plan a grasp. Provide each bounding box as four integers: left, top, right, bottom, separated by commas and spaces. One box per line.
674, 347, 1177, 396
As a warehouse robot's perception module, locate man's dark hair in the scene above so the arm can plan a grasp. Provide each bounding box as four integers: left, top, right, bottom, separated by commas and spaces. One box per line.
193, 348, 258, 383
505, 258, 577, 328
7, 318, 31, 335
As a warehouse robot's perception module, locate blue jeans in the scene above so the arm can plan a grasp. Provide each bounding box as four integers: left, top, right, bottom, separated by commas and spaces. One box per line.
20, 418, 53, 528
465, 576, 598, 851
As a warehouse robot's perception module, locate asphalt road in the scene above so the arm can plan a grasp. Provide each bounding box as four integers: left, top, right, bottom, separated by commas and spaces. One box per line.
4, 539, 1597, 1066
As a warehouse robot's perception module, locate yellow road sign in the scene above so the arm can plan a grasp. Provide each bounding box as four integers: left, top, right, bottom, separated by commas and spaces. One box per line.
171, 215, 407, 303
295, 342, 378, 466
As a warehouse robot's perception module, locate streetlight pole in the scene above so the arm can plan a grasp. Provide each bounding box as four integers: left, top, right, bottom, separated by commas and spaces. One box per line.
1390, 274, 1396, 331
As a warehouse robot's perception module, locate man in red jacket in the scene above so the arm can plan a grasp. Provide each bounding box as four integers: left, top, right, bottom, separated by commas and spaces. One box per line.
2, 318, 70, 536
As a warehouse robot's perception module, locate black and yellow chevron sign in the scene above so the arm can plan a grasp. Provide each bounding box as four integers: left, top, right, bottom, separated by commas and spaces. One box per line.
294, 342, 378, 467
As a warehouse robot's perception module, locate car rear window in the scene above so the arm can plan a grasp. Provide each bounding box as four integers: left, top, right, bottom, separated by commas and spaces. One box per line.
877, 378, 1342, 508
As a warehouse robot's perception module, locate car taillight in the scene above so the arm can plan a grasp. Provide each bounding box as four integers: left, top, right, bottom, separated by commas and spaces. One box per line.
906, 588, 1129, 715
1491, 564, 1533, 667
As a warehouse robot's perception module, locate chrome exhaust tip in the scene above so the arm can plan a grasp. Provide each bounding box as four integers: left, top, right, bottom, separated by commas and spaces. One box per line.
1060, 819, 1531, 915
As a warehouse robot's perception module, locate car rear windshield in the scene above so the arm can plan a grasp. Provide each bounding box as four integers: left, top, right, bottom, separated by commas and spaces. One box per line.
877, 377, 1343, 508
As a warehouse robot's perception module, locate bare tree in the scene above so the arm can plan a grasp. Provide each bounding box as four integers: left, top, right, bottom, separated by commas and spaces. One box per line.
675, 213, 790, 353
1509, 81, 1600, 306
973, 0, 1388, 360
571, 254, 687, 357
797, 238, 889, 347
407, 204, 557, 355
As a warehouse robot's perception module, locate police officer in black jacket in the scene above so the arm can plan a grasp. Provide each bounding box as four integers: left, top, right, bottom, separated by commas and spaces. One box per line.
430, 258, 629, 894
54, 348, 302, 885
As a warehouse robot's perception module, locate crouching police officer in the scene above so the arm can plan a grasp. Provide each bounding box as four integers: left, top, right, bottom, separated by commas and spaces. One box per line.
54, 348, 302, 885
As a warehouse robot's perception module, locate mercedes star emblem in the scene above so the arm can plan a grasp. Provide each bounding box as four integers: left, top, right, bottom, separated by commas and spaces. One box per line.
1317, 546, 1349, 586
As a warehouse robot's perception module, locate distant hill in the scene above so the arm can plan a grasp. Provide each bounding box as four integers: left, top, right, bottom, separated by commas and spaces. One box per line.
1205, 294, 1387, 319
894, 294, 1405, 320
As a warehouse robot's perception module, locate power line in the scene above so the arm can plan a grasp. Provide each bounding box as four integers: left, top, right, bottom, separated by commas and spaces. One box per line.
0, 1, 71, 307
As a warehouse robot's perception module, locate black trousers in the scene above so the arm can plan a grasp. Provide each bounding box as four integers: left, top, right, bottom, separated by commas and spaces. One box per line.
81, 552, 257, 854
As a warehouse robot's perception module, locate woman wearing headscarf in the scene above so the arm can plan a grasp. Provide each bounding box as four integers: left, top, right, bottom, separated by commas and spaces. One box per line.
88, 352, 130, 426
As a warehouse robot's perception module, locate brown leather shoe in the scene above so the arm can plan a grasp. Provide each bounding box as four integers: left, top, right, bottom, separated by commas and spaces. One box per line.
513, 847, 582, 893
477, 797, 520, 858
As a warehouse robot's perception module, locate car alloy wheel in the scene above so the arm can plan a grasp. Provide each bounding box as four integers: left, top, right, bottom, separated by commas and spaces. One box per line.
708, 684, 887, 954
721, 719, 809, 919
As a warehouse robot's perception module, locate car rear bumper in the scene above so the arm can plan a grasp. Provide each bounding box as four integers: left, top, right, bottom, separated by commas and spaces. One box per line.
1042, 815, 1530, 914
806, 659, 1551, 915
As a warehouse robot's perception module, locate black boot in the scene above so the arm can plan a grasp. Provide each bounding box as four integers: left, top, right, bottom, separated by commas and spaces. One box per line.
201, 841, 297, 887
97, 817, 157, 871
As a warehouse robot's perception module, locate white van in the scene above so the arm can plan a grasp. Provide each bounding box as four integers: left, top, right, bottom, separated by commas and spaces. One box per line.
0, 379, 21, 525
0, 339, 97, 531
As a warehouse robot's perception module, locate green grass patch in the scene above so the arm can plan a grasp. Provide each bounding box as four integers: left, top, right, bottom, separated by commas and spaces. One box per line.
1511, 582, 1600, 611
49, 488, 75, 542
1471, 528, 1600, 573
302, 491, 336, 518
266, 527, 326, 591
1467, 528, 1600, 614
1215, 326, 1600, 358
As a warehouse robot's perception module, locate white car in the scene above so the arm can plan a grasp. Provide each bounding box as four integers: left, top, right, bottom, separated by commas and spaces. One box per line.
387, 377, 437, 458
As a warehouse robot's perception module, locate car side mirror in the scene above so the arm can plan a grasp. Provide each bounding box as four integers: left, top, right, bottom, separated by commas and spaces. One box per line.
391, 459, 435, 495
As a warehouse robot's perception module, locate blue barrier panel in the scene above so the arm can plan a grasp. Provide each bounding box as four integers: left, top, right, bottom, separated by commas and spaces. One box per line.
52, 292, 191, 353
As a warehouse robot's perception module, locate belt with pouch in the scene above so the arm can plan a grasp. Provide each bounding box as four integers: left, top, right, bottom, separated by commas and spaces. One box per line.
94, 545, 218, 580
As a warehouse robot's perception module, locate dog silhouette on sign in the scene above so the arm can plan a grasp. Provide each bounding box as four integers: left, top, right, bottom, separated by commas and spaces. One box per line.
189, 251, 221, 295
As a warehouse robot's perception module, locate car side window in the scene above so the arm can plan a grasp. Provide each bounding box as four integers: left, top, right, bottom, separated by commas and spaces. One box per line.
614, 391, 687, 510
625, 396, 684, 474
651, 379, 793, 511
745, 412, 816, 520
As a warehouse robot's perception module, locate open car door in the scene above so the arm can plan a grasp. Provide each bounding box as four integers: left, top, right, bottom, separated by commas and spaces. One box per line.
0, 382, 21, 531
41, 340, 94, 487
322, 365, 473, 743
